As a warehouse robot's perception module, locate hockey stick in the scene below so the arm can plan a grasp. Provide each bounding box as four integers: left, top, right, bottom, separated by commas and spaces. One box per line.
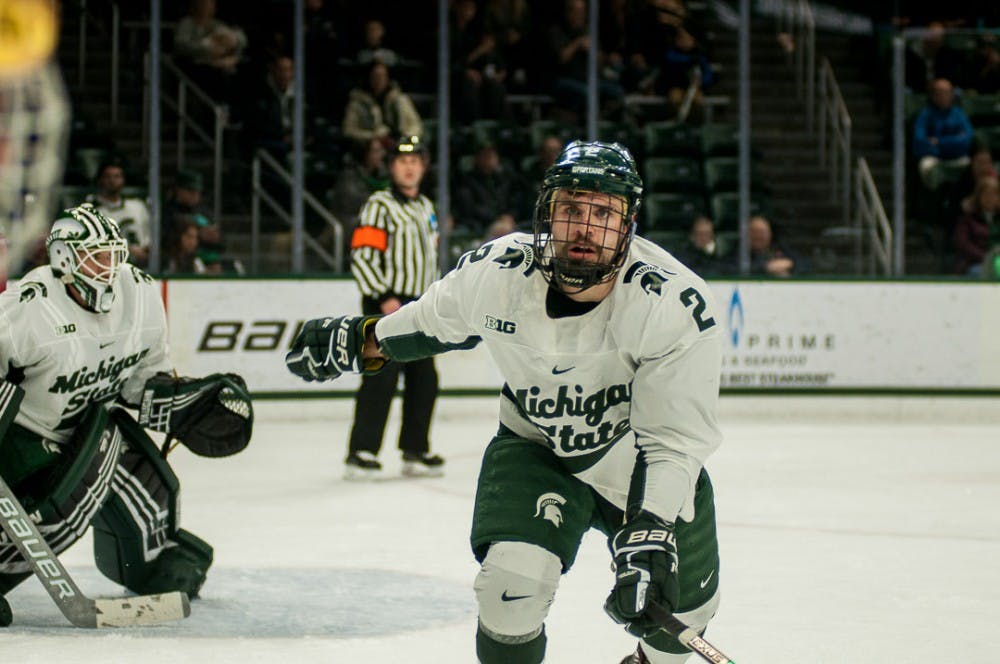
0, 474, 190, 628
647, 602, 736, 664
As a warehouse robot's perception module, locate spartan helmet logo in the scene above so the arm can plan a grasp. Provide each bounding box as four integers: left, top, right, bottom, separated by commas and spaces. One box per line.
533, 492, 567, 527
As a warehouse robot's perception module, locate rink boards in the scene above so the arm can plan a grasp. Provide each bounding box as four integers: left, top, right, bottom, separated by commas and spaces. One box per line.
161, 277, 1000, 395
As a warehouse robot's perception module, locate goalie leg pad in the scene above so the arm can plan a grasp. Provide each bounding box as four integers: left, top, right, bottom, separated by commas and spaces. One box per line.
0, 406, 122, 576
474, 541, 562, 640
92, 410, 213, 596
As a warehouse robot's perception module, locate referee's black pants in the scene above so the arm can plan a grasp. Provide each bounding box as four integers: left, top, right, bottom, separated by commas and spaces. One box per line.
347, 296, 438, 458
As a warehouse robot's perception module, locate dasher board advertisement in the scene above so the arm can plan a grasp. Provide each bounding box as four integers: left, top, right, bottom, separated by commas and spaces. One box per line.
164, 278, 1000, 394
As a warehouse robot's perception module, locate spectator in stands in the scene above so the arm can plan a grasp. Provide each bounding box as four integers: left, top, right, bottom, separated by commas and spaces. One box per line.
163, 168, 225, 268
675, 215, 734, 276
164, 216, 207, 275
451, 0, 510, 122
247, 55, 296, 159
174, 0, 248, 101
342, 61, 422, 148
327, 137, 390, 239
912, 78, 974, 191
453, 140, 527, 235
950, 145, 997, 215
654, 27, 717, 121
86, 159, 151, 267
354, 19, 400, 68
748, 215, 799, 277
483, 0, 531, 91
522, 135, 564, 185
972, 34, 1000, 94
953, 175, 1000, 275
485, 214, 518, 240
905, 22, 968, 91
546, 0, 625, 122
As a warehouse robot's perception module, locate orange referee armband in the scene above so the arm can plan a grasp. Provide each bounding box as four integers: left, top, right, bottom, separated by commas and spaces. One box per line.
351, 226, 388, 252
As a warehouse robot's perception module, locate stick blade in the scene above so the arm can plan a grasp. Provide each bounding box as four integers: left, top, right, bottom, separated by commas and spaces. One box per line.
93, 592, 191, 627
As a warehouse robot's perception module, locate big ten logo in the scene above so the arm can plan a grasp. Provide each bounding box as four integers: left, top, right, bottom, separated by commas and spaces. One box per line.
484, 315, 517, 334
198, 320, 305, 352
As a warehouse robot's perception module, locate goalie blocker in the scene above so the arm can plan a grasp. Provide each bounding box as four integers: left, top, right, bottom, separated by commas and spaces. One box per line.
138, 372, 253, 457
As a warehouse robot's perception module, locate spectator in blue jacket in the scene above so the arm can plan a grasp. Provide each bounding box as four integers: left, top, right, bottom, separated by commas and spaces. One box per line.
913, 78, 974, 190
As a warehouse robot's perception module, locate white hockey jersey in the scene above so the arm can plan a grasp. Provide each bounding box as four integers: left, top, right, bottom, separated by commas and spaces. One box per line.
0, 265, 172, 443
376, 232, 723, 524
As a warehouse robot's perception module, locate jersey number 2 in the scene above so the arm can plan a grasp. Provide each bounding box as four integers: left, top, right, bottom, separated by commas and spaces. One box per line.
680, 287, 716, 332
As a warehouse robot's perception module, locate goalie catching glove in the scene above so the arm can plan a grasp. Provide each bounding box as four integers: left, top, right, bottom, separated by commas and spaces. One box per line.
285, 315, 385, 382
138, 373, 253, 457
604, 511, 679, 639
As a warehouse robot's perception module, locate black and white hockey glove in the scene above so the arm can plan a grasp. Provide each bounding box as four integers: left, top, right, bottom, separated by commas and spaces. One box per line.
604, 511, 679, 639
138, 372, 254, 457
285, 315, 384, 382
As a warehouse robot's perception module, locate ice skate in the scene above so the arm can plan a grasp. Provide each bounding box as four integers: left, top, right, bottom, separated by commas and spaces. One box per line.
344, 451, 383, 480
401, 452, 445, 477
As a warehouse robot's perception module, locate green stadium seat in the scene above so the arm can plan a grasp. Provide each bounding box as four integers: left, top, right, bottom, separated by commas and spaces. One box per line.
70, 147, 111, 184
644, 157, 702, 193
644, 229, 686, 252
962, 94, 1000, 126
703, 157, 767, 194
700, 124, 739, 157
598, 121, 639, 148
642, 192, 706, 231
644, 121, 700, 158
976, 126, 1000, 157
709, 192, 773, 230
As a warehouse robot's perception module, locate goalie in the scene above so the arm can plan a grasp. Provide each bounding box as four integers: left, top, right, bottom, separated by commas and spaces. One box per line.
0, 204, 253, 626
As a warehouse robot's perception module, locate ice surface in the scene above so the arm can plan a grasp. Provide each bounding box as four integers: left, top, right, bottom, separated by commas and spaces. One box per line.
3, 397, 999, 663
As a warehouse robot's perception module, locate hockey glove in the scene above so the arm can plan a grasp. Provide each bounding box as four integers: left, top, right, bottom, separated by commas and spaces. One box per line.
138, 372, 254, 457
604, 511, 679, 639
285, 315, 384, 382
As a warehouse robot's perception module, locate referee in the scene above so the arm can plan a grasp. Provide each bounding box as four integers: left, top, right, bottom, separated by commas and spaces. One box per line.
345, 136, 443, 479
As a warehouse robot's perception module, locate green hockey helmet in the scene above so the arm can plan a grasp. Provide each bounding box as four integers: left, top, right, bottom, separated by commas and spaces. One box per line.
46, 203, 128, 313
532, 140, 643, 292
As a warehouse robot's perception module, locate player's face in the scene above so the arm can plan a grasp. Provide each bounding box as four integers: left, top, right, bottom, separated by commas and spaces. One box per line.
75, 246, 121, 284
549, 189, 628, 265
390, 154, 425, 190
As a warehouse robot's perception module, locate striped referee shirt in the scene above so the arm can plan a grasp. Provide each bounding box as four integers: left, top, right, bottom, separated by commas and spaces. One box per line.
350, 188, 439, 300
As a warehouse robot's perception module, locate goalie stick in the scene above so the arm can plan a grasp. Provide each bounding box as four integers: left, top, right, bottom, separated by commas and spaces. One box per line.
0, 473, 190, 628
647, 602, 736, 664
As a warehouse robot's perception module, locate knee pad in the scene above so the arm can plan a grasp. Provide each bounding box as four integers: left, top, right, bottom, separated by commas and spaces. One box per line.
641, 588, 721, 662
474, 541, 562, 641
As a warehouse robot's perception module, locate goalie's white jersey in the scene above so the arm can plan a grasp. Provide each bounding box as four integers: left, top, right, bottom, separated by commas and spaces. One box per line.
0, 265, 172, 443
376, 232, 723, 524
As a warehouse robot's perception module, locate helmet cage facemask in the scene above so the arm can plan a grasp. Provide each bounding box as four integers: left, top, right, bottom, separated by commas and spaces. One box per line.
46, 206, 128, 313
533, 188, 636, 293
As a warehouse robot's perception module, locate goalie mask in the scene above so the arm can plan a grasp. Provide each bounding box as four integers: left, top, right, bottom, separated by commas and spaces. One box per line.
46, 204, 129, 313
532, 140, 643, 292
0, 0, 70, 279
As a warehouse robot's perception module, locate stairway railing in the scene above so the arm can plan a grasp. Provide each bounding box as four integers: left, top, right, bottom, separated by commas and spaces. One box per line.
143, 55, 225, 224
817, 57, 852, 228
250, 149, 344, 274
855, 157, 892, 275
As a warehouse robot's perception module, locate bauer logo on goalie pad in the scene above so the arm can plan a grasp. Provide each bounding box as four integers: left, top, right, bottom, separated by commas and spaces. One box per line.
533, 492, 566, 527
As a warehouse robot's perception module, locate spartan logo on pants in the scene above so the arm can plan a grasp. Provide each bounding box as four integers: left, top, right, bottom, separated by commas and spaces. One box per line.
534, 493, 566, 527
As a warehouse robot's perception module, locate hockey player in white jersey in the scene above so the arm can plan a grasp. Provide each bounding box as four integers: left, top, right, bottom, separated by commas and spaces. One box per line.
286, 141, 724, 663
0, 204, 253, 626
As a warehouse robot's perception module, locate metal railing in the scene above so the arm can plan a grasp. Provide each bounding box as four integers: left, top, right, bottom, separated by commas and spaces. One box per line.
250, 149, 344, 274
778, 0, 816, 131
144, 55, 225, 224
817, 57, 852, 227
854, 158, 892, 275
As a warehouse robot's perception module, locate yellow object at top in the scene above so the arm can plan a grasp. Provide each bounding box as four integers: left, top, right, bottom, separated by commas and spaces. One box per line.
0, 0, 58, 77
